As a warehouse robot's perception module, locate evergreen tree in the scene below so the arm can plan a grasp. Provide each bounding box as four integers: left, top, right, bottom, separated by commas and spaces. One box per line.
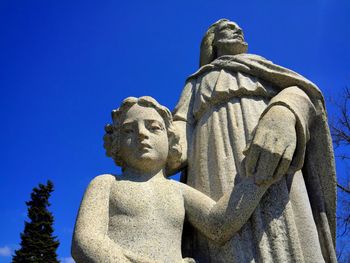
12, 180, 60, 263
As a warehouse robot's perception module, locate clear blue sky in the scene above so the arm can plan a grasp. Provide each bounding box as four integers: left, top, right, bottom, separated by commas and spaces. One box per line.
0, 0, 349, 262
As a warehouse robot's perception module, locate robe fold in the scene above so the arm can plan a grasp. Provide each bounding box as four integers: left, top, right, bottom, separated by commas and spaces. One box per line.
174, 54, 337, 263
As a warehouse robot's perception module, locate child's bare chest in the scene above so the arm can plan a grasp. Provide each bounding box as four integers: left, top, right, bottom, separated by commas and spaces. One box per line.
109, 179, 185, 223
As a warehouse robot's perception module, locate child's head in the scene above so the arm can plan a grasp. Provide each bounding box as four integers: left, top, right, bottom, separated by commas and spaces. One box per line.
104, 96, 182, 173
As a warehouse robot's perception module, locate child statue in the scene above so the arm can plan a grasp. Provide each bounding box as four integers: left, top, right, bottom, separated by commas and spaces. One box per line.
72, 96, 281, 263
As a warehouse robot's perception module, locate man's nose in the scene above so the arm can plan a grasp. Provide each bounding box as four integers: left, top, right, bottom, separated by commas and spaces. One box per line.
235, 28, 242, 35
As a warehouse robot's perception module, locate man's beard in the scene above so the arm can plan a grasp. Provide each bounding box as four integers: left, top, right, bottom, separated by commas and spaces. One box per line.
215, 39, 248, 56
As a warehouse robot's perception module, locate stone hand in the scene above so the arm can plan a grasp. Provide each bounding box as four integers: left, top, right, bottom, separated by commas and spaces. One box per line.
123, 247, 158, 263
244, 105, 297, 185
181, 257, 196, 263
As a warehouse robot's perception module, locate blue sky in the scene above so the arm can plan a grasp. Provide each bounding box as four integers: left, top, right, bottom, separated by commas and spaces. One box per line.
0, 0, 349, 262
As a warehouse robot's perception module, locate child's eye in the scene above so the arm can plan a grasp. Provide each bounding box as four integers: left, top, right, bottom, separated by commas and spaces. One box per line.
123, 127, 134, 134
148, 122, 164, 132
150, 125, 162, 131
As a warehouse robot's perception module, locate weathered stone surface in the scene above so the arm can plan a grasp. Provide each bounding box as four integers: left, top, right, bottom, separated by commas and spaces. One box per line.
72, 97, 287, 262
173, 19, 337, 263
72, 19, 337, 263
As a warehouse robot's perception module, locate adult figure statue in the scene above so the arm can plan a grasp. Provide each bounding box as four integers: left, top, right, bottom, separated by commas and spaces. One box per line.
172, 19, 337, 262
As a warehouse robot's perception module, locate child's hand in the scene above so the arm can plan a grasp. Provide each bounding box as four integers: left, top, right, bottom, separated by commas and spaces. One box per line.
182, 257, 196, 263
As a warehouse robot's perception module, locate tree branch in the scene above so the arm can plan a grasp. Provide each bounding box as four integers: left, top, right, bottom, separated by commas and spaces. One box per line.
338, 183, 350, 194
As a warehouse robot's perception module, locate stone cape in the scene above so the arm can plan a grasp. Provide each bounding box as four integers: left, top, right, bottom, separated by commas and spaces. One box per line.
175, 53, 336, 262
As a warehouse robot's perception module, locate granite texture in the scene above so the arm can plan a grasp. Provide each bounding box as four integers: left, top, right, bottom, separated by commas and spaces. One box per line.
173, 19, 337, 263
72, 97, 283, 262
72, 19, 337, 263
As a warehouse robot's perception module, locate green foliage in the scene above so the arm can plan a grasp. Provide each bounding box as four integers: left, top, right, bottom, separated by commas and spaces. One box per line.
12, 180, 60, 263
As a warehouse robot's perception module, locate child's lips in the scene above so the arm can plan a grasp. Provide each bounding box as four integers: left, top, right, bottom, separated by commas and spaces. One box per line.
139, 142, 152, 150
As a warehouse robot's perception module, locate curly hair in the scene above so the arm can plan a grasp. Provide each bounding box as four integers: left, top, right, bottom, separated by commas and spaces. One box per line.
103, 96, 182, 174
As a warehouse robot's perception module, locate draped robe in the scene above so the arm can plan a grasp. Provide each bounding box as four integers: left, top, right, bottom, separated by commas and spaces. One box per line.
173, 54, 337, 263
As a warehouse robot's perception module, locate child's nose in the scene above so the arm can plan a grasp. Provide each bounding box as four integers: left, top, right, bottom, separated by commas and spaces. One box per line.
137, 123, 149, 140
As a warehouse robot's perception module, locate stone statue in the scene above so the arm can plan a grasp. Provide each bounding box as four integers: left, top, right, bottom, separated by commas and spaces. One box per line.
71, 97, 285, 263
172, 19, 337, 262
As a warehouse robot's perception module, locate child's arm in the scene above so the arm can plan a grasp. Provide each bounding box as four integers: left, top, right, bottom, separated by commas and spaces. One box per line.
178, 176, 271, 245
72, 174, 154, 263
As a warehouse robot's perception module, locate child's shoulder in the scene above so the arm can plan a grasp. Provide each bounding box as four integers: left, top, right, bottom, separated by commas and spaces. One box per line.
166, 178, 185, 193
88, 174, 119, 187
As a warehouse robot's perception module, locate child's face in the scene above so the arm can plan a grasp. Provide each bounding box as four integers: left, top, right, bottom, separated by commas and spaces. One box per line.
119, 104, 169, 172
